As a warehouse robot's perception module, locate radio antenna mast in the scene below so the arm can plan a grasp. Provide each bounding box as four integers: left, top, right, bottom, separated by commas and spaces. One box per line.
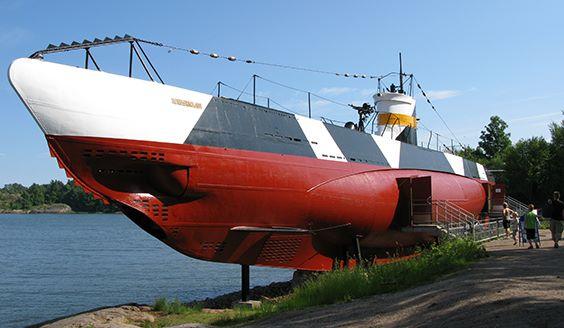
399, 52, 404, 94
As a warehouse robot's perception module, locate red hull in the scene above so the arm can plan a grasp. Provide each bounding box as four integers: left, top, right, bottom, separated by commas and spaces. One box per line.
47, 135, 486, 271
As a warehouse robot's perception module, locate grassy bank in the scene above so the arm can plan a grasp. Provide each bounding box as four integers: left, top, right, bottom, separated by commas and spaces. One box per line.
144, 238, 487, 327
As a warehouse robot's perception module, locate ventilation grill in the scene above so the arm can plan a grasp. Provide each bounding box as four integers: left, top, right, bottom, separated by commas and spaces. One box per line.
200, 241, 226, 254
257, 238, 302, 264
82, 149, 165, 161
95, 168, 144, 175
140, 198, 150, 211
138, 198, 168, 222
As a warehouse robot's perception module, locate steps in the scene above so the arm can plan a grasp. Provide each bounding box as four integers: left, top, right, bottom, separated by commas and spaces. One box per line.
505, 195, 528, 216
410, 199, 503, 242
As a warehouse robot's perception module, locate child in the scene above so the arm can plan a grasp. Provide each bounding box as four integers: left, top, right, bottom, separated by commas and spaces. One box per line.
524, 204, 540, 249
510, 211, 519, 245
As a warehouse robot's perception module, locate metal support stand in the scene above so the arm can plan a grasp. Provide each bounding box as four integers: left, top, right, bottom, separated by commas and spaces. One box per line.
134, 40, 164, 83
128, 42, 134, 78
217, 82, 221, 97
131, 44, 154, 81
241, 264, 250, 302
308, 92, 311, 118
84, 48, 100, 71
252, 75, 256, 105
355, 235, 363, 265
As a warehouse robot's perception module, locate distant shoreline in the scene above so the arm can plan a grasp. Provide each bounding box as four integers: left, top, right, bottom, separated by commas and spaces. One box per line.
0, 202, 121, 215
0, 211, 122, 214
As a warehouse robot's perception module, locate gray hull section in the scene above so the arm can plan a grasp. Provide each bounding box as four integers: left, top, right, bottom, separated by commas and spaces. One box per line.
185, 97, 486, 181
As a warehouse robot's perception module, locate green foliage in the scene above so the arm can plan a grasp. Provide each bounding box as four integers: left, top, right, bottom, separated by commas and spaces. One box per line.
545, 120, 564, 199
458, 116, 562, 205
478, 115, 512, 160
455, 146, 484, 163
504, 137, 551, 203
0, 180, 118, 213
153, 298, 193, 315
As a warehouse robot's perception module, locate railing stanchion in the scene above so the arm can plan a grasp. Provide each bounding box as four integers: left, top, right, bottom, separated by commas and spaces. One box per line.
128, 42, 133, 77
308, 92, 311, 118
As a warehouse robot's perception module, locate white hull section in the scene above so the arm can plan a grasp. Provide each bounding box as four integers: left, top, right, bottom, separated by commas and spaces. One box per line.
8, 58, 489, 182
8, 58, 212, 144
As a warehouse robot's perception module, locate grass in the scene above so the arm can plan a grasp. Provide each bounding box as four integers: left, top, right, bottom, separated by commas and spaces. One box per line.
143, 298, 222, 327
539, 218, 551, 230
144, 238, 487, 327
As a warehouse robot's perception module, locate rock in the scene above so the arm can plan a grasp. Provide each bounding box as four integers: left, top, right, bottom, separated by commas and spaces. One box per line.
235, 300, 262, 309
41, 304, 155, 328
30, 203, 73, 214
186, 280, 293, 309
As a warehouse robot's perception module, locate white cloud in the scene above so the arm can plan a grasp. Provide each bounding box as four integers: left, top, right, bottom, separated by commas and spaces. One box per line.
425, 90, 462, 100
318, 87, 355, 96
507, 112, 562, 124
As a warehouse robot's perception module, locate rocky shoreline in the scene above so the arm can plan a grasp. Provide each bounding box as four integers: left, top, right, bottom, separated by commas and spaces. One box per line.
0, 203, 73, 214
32, 277, 305, 328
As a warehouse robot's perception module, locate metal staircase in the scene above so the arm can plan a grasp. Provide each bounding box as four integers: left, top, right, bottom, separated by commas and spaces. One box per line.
408, 199, 504, 242
505, 195, 529, 216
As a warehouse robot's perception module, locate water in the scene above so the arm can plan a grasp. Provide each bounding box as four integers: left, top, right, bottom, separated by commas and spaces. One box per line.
0, 214, 294, 327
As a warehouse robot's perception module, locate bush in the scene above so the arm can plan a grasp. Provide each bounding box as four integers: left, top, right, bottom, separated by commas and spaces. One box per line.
153, 298, 191, 315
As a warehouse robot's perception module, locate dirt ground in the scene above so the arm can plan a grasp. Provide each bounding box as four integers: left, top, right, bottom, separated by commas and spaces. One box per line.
246, 230, 564, 328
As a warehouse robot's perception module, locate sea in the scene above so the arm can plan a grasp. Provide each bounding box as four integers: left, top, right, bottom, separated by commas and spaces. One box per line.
0, 214, 294, 327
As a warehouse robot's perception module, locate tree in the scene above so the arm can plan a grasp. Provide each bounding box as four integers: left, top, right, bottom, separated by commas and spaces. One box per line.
0, 180, 119, 212
455, 146, 484, 163
503, 137, 550, 204
478, 116, 512, 160
545, 119, 564, 195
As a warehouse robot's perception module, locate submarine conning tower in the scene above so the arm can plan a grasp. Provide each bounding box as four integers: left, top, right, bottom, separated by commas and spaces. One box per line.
374, 88, 418, 145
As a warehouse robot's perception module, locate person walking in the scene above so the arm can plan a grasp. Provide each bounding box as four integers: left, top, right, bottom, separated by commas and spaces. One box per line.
549, 191, 563, 248
510, 211, 519, 245
525, 204, 540, 249
502, 202, 515, 239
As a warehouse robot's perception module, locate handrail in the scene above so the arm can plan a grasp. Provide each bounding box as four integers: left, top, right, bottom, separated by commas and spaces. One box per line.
412, 199, 503, 241
505, 195, 528, 216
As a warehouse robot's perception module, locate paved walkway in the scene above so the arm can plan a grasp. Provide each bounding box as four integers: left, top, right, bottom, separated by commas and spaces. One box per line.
247, 230, 564, 328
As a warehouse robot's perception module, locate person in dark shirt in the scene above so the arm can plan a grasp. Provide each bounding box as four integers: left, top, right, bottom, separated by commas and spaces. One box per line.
549, 191, 563, 248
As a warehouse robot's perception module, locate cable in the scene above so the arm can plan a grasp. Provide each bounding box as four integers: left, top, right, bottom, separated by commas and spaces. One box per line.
256, 75, 350, 108
414, 78, 464, 148
236, 76, 253, 101
217, 81, 302, 115
136, 38, 382, 80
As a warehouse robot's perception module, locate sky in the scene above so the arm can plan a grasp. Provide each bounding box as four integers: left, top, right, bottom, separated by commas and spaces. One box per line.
0, 0, 563, 186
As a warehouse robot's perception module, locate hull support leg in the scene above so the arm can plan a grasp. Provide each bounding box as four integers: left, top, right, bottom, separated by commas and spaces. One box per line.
241, 264, 250, 301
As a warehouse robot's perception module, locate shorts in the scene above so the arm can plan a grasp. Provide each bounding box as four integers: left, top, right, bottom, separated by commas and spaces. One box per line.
550, 219, 563, 241
503, 220, 510, 229
525, 228, 536, 240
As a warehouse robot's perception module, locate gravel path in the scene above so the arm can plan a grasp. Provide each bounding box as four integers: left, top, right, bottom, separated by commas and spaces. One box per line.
246, 230, 564, 328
